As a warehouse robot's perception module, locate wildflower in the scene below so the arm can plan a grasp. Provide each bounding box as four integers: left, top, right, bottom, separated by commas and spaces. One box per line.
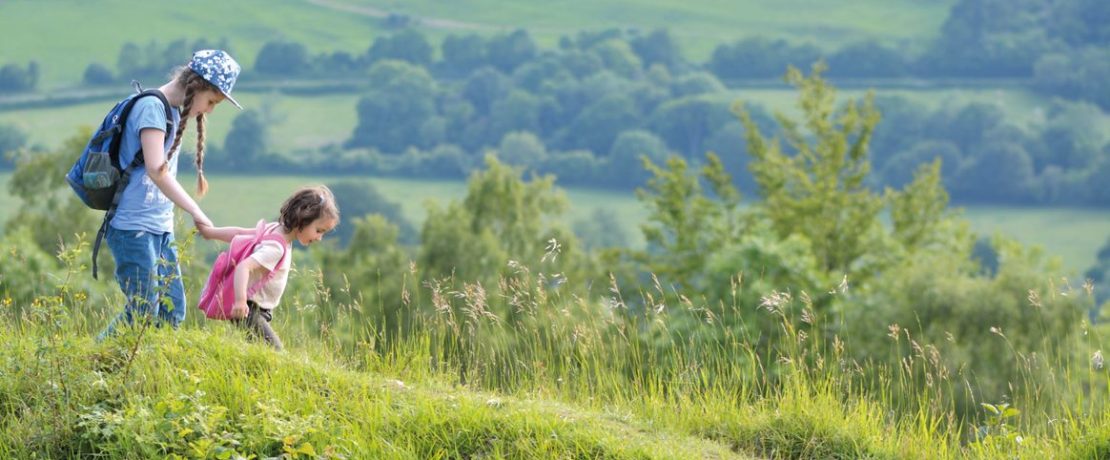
1093, 350, 1104, 370
990, 326, 1004, 337
888, 324, 901, 341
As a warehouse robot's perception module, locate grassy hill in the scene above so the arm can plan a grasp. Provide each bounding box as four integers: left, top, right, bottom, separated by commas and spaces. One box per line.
1, 0, 954, 88
0, 326, 751, 458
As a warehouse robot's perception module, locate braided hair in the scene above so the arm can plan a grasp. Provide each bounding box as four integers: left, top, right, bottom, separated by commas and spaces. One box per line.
165, 66, 217, 197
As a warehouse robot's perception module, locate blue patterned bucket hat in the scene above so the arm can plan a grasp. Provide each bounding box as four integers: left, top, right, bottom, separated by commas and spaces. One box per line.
188, 49, 242, 109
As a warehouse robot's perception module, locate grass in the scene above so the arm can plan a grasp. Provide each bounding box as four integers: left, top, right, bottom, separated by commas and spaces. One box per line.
0, 326, 751, 458
1, 0, 955, 88
0, 231, 1106, 459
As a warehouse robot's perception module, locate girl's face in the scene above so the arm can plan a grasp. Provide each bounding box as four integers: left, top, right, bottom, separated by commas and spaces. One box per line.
293, 216, 338, 246
186, 89, 225, 118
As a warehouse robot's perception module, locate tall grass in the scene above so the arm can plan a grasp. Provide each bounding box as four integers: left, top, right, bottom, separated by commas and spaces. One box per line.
2, 231, 1108, 458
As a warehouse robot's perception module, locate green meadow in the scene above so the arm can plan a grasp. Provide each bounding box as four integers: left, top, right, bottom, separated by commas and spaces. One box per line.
0, 92, 359, 153
1, 172, 1106, 274
0, 0, 954, 88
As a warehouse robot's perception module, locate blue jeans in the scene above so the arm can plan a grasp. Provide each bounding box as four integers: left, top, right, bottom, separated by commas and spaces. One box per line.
97, 227, 186, 340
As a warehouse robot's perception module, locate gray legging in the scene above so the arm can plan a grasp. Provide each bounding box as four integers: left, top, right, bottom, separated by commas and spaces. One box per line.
234, 301, 284, 351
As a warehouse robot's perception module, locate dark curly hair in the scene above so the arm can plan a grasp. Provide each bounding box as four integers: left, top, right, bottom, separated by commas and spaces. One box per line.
279, 185, 340, 232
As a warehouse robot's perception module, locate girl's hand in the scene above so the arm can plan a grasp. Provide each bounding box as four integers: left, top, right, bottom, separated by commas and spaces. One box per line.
193, 212, 214, 230
231, 300, 249, 320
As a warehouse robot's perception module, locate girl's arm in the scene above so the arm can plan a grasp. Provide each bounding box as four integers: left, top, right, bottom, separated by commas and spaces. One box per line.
231, 256, 264, 319
197, 226, 256, 243
140, 128, 212, 228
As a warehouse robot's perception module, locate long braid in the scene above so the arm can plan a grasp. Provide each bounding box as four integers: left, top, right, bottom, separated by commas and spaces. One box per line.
163, 83, 193, 175
195, 113, 208, 197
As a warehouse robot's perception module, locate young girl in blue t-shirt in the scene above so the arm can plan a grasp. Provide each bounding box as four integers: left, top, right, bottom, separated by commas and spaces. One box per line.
98, 50, 243, 340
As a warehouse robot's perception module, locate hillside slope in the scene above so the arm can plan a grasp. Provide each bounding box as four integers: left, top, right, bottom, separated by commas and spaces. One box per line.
0, 325, 751, 459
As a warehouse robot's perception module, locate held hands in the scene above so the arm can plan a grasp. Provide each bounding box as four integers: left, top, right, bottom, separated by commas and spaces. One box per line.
193, 211, 215, 239
231, 299, 250, 320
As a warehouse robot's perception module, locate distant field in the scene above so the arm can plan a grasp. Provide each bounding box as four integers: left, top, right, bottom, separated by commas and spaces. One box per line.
1, 173, 1106, 273
0, 92, 359, 153
0, 0, 385, 88
344, 0, 954, 60
0, 0, 954, 88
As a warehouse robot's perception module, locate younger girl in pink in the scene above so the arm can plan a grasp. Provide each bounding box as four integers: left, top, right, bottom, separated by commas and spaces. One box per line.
199, 186, 339, 350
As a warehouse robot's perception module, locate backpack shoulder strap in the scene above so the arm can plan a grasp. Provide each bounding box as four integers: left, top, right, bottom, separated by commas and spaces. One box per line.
108, 89, 173, 170
91, 89, 173, 281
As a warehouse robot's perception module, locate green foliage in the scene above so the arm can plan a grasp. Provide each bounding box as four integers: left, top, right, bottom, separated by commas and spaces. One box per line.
324, 181, 415, 246
635, 153, 738, 292
219, 109, 269, 169
5, 131, 101, 255
739, 62, 884, 279
419, 155, 582, 287
366, 29, 434, 67
348, 60, 438, 153
607, 129, 669, 187
0, 123, 27, 169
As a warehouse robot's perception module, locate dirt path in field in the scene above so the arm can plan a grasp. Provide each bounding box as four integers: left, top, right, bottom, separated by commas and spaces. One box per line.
306, 0, 503, 31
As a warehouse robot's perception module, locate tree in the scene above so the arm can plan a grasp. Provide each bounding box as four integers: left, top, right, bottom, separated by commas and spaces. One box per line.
365, 29, 433, 67
489, 90, 542, 141
954, 141, 1035, 203
607, 130, 669, 187
630, 29, 683, 70
589, 39, 642, 79
574, 207, 630, 250
5, 131, 102, 256
0, 61, 38, 93
635, 154, 739, 292
486, 30, 537, 73
255, 41, 311, 77
559, 94, 641, 155
670, 72, 725, 98
463, 67, 512, 115
348, 60, 438, 152
82, 63, 115, 85
708, 38, 821, 79
496, 131, 546, 168
737, 62, 884, 277
0, 123, 28, 169
419, 156, 583, 290
326, 181, 416, 246
879, 140, 961, 189
1037, 100, 1106, 171
441, 34, 488, 77
221, 109, 269, 168
649, 96, 733, 158
827, 41, 908, 78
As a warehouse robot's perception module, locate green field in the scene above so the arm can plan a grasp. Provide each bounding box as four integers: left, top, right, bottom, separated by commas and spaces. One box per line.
0, 92, 359, 153
2, 173, 1106, 273
1, 0, 954, 88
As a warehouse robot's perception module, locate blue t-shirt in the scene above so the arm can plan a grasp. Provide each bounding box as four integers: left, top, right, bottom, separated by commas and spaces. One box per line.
109, 95, 181, 234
